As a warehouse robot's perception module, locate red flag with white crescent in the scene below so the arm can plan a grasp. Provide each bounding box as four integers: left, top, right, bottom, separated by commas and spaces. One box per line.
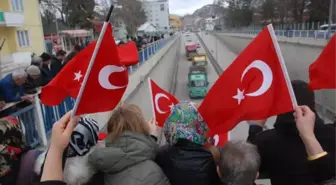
41, 23, 128, 115
198, 24, 296, 136
148, 78, 179, 127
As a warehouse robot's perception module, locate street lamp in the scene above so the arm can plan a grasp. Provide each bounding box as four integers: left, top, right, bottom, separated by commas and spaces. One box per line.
327, 0, 335, 39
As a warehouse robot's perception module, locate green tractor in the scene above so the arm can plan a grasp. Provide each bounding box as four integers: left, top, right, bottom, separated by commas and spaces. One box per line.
187, 65, 209, 99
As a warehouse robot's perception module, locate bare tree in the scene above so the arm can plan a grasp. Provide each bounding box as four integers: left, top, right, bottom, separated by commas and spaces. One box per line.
40, 0, 96, 28
113, 0, 147, 35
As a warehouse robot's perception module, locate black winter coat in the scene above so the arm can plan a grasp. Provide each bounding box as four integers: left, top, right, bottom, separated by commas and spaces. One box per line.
155, 139, 221, 185
24, 75, 41, 94
40, 65, 53, 86
248, 115, 336, 185
50, 57, 64, 77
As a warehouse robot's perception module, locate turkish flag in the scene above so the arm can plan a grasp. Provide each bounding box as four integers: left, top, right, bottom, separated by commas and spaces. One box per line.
149, 78, 179, 127
198, 25, 294, 136
118, 42, 139, 67
41, 22, 128, 115
308, 34, 336, 90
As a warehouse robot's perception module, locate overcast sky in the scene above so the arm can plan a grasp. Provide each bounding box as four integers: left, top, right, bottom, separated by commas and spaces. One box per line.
169, 0, 213, 16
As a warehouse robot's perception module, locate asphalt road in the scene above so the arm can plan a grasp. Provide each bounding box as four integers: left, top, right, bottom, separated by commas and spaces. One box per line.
126, 33, 272, 184
214, 34, 335, 120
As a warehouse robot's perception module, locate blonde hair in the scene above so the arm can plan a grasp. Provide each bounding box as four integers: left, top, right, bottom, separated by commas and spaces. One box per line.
107, 104, 150, 140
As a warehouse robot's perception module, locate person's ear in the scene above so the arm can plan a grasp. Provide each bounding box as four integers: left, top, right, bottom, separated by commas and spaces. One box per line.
255, 172, 259, 180
217, 166, 221, 177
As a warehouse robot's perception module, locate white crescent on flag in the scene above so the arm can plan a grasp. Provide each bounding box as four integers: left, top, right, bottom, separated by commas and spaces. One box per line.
98, 65, 127, 90
241, 60, 273, 97
155, 93, 170, 114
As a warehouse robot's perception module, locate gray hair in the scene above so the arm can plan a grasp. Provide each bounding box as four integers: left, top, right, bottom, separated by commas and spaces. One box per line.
219, 140, 260, 185
12, 69, 28, 79
31, 56, 42, 65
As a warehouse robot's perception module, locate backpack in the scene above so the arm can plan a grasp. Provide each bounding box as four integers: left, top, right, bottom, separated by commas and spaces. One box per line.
0, 116, 25, 185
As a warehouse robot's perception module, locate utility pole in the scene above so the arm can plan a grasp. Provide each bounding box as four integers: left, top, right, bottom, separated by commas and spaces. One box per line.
327, 0, 334, 39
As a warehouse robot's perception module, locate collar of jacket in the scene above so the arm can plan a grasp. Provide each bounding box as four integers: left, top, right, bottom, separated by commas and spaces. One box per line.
174, 139, 204, 147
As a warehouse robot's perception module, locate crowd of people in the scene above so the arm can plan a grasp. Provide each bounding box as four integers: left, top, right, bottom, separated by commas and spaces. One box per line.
0, 33, 165, 117
0, 80, 335, 185
0, 45, 82, 117
129, 34, 165, 51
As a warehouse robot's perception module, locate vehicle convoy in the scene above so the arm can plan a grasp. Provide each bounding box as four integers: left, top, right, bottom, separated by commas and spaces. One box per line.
185, 43, 198, 60
191, 54, 208, 71
188, 65, 209, 99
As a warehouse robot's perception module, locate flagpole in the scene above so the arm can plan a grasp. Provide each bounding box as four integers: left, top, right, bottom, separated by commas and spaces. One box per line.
71, 5, 114, 118
267, 24, 298, 107
147, 78, 156, 120
148, 78, 164, 144
322, 0, 334, 121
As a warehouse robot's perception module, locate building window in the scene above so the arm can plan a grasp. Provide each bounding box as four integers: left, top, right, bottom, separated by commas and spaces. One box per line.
11, 0, 24, 11
17, 30, 30, 47
160, 4, 164, 11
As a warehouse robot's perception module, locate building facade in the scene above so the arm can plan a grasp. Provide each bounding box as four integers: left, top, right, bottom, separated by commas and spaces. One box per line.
0, 0, 45, 77
141, 0, 169, 33
169, 14, 182, 32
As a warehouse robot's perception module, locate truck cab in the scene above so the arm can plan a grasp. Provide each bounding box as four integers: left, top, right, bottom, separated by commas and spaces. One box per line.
188, 67, 209, 98
192, 54, 208, 70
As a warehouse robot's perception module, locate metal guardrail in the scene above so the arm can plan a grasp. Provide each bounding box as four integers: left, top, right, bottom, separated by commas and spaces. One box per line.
218, 29, 334, 40
195, 33, 223, 76
3, 37, 173, 148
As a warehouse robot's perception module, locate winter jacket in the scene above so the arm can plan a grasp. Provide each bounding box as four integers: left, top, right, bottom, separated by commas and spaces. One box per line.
0, 88, 4, 101
248, 117, 336, 185
155, 139, 221, 185
50, 57, 64, 77
0, 74, 24, 102
89, 131, 170, 185
63, 51, 77, 66
24, 75, 41, 94
40, 65, 53, 86
34, 181, 66, 185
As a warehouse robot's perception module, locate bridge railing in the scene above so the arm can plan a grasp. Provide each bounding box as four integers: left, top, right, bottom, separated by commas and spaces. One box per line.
217, 29, 334, 39
2, 37, 174, 148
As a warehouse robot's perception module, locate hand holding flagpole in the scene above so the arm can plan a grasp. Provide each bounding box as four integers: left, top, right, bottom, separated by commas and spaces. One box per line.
71, 5, 114, 118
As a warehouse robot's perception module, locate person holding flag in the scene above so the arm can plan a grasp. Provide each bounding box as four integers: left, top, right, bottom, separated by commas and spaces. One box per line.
198, 24, 297, 137
247, 80, 335, 185
88, 104, 170, 185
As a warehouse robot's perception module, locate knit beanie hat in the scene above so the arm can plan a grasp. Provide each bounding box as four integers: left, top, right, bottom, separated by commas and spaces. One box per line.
26, 65, 41, 76
66, 117, 99, 157
31, 56, 42, 64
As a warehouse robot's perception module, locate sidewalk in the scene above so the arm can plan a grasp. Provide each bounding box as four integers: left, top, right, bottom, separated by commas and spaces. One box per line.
217, 33, 328, 47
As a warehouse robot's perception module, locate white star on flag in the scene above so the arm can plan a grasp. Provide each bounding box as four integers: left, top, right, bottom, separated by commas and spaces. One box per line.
74, 71, 83, 81
233, 89, 245, 105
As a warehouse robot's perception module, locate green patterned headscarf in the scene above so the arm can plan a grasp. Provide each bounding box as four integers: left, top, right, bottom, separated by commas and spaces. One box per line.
163, 101, 209, 145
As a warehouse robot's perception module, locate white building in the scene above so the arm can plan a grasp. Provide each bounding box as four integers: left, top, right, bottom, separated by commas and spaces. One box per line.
141, 0, 170, 33
204, 16, 218, 31
137, 22, 158, 36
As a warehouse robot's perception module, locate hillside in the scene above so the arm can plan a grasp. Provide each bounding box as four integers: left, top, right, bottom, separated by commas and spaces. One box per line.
181, 4, 226, 27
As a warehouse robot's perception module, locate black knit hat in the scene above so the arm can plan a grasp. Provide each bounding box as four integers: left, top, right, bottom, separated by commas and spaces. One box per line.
40, 52, 51, 62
